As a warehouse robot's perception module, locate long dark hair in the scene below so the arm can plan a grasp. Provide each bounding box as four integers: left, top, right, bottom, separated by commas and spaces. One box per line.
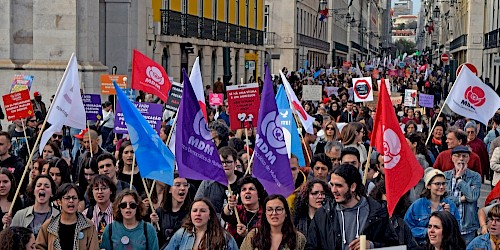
0, 168, 17, 201
160, 173, 192, 213
252, 194, 297, 249
182, 198, 230, 249
117, 140, 133, 171
0, 226, 33, 250
47, 157, 71, 186
425, 211, 465, 250
293, 179, 332, 223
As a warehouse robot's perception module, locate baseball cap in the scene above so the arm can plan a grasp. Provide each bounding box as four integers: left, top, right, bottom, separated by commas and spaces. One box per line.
34, 91, 41, 97
74, 128, 89, 139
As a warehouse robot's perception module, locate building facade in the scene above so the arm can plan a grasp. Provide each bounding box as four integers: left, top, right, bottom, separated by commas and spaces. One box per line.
483, 0, 500, 90
394, 0, 413, 17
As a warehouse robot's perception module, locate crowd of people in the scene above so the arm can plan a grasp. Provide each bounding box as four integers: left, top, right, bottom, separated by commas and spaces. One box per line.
0, 65, 498, 250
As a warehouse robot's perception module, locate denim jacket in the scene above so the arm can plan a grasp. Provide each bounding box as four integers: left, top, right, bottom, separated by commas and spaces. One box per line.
466, 233, 491, 250
404, 197, 461, 244
444, 168, 481, 233
165, 227, 239, 250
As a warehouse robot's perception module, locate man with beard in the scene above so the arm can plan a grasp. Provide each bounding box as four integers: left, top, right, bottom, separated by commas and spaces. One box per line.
306, 164, 398, 250
443, 145, 481, 245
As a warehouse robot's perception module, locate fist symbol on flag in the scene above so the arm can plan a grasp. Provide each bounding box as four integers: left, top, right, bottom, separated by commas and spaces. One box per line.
193, 110, 212, 140
146, 66, 165, 85
261, 112, 287, 154
464, 86, 486, 107
382, 128, 401, 169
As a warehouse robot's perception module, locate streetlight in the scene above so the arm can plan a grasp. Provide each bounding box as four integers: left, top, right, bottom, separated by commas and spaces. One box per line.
433, 6, 440, 20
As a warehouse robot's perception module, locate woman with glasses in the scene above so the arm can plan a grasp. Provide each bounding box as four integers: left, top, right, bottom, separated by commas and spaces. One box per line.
150, 173, 192, 248
292, 179, 332, 236
166, 198, 238, 250
404, 168, 461, 247
340, 122, 368, 164
100, 189, 159, 250
222, 176, 267, 246
315, 120, 340, 154
35, 183, 99, 249
240, 194, 306, 250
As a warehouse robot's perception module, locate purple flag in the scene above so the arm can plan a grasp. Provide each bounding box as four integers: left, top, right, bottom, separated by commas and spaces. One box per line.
252, 66, 294, 197
175, 70, 228, 186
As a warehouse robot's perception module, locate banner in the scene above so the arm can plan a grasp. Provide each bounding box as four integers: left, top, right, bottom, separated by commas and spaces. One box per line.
227, 83, 260, 130
404, 89, 417, 107
101, 74, 127, 95
114, 102, 163, 134
353, 77, 374, 102
324, 86, 339, 98
209, 93, 223, 106
10, 75, 34, 93
2, 89, 34, 121
82, 94, 103, 121
302, 85, 322, 101
131, 49, 172, 102
165, 82, 183, 112
418, 93, 434, 108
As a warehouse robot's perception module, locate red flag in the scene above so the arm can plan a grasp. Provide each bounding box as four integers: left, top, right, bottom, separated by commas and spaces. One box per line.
131, 49, 172, 102
371, 78, 424, 216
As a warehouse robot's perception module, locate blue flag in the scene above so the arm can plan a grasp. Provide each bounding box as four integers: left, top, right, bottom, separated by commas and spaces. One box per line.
252, 66, 295, 197
175, 70, 228, 186
113, 82, 175, 185
276, 85, 306, 167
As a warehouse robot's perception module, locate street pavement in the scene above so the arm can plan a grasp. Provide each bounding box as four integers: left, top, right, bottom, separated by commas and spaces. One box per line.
479, 180, 492, 209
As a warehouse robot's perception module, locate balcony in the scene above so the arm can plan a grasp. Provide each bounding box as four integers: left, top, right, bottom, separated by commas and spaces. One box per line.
264, 32, 277, 45
485, 29, 499, 49
297, 34, 330, 52
450, 34, 467, 51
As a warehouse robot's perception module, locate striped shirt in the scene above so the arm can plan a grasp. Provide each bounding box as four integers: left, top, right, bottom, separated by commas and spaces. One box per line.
83, 203, 114, 230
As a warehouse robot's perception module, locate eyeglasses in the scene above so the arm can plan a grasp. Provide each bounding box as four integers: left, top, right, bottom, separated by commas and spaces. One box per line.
118, 202, 138, 209
93, 186, 109, 192
310, 191, 326, 198
265, 206, 285, 215
62, 196, 78, 201
52, 134, 63, 139
489, 217, 500, 224
325, 127, 335, 131
221, 160, 234, 165
431, 182, 447, 187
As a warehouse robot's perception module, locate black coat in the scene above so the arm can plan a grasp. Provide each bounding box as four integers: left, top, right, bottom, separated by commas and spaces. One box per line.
305, 197, 399, 250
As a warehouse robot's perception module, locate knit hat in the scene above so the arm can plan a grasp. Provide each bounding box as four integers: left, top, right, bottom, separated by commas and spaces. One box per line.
464, 120, 476, 131
424, 168, 445, 186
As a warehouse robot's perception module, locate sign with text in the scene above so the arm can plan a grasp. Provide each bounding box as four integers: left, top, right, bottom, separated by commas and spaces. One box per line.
100, 74, 127, 95
3, 89, 34, 121
82, 94, 103, 121
404, 89, 418, 107
10, 75, 34, 93
114, 101, 162, 134
227, 83, 260, 130
209, 93, 223, 106
418, 93, 434, 108
325, 86, 339, 98
165, 82, 183, 112
353, 77, 373, 102
390, 96, 403, 105
302, 85, 322, 101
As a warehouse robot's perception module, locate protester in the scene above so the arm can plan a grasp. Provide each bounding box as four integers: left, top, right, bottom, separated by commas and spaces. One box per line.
77, 157, 98, 201
467, 203, 500, 249
323, 141, 343, 169
340, 122, 367, 164
292, 179, 332, 236
75, 129, 107, 182
309, 153, 332, 182
0, 167, 22, 229
0, 132, 26, 187
241, 194, 306, 250
100, 189, 158, 250
406, 132, 431, 202
0, 226, 36, 250
117, 141, 144, 196
338, 100, 357, 123
315, 120, 340, 154
426, 211, 466, 250
41, 143, 61, 160
287, 154, 307, 209
428, 122, 448, 160
46, 157, 71, 188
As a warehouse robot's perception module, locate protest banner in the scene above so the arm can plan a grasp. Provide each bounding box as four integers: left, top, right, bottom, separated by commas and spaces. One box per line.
418, 93, 434, 108
353, 77, 373, 102
302, 85, 322, 101
227, 83, 260, 130
82, 94, 103, 121
114, 102, 163, 134
404, 89, 418, 107
10, 75, 34, 93
2, 89, 34, 121
209, 93, 223, 106
390, 96, 403, 105
325, 86, 339, 98
101, 74, 127, 95
165, 82, 183, 112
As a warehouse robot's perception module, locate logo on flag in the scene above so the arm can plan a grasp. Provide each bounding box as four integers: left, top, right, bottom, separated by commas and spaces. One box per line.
383, 127, 401, 169
194, 110, 212, 141
146, 66, 165, 86
259, 112, 287, 158
464, 86, 486, 107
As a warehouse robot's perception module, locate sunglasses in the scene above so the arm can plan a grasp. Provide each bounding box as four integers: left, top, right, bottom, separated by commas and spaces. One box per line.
325, 127, 335, 131
28, 119, 37, 122
118, 202, 138, 209
52, 134, 63, 139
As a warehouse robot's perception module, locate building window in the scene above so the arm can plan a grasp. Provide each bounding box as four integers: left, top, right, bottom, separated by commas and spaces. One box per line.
162, 47, 169, 74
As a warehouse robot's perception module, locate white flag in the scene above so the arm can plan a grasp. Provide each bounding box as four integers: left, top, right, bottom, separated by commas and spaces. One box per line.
447, 66, 500, 125
355, 63, 363, 77
279, 71, 315, 134
39, 53, 86, 155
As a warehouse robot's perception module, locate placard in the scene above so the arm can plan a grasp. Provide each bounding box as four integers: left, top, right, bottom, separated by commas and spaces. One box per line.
100, 74, 127, 95
404, 89, 417, 107
302, 85, 322, 101
418, 93, 434, 108
82, 94, 103, 121
3, 89, 34, 121
390, 96, 403, 105
352, 77, 373, 102
114, 102, 163, 134
10, 75, 34, 93
209, 93, 223, 106
325, 86, 339, 98
165, 82, 183, 112
227, 83, 260, 130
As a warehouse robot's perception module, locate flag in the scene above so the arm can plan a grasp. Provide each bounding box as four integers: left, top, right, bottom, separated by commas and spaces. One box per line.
253, 66, 295, 196
355, 63, 363, 77
446, 66, 500, 125
319, 8, 328, 22
39, 54, 86, 155
276, 85, 306, 167
280, 71, 315, 134
313, 69, 323, 79
371, 78, 424, 216
424, 65, 430, 80
131, 49, 172, 102
113, 82, 175, 185
176, 70, 228, 185
190, 57, 208, 120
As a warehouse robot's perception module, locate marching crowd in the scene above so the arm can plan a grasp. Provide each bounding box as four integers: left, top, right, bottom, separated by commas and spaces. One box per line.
0, 65, 499, 250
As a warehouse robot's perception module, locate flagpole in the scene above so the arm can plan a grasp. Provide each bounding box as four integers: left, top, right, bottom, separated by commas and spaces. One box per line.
244, 152, 254, 176
165, 114, 178, 146
130, 154, 136, 189
87, 121, 93, 158
363, 146, 373, 185
424, 81, 459, 145
292, 113, 312, 164
21, 120, 32, 158
5, 53, 76, 228
141, 178, 160, 230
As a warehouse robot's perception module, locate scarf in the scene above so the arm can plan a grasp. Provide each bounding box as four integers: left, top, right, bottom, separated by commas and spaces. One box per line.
491, 234, 500, 250
432, 137, 442, 146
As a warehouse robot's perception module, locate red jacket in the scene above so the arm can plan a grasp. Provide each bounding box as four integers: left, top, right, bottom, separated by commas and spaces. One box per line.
433, 149, 482, 175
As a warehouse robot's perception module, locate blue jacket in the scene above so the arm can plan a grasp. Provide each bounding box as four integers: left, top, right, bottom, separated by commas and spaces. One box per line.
165, 227, 238, 250
444, 168, 481, 233
404, 197, 461, 244
466, 233, 491, 250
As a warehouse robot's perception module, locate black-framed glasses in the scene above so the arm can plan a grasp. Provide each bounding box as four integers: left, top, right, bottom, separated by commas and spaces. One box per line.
266, 206, 285, 215
119, 202, 138, 209
221, 160, 234, 165
62, 196, 78, 201
310, 191, 326, 198
431, 182, 446, 187
92, 186, 109, 192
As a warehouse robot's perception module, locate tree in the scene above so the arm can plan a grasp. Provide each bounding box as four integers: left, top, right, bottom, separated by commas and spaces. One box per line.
394, 39, 416, 56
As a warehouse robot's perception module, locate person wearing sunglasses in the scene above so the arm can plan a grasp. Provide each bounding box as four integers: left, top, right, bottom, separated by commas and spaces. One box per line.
404, 168, 461, 247
240, 194, 306, 250
314, 120, 340, 155
100, 189, 158, 250
35, 183, 99, 249
292, 179, 332, 236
